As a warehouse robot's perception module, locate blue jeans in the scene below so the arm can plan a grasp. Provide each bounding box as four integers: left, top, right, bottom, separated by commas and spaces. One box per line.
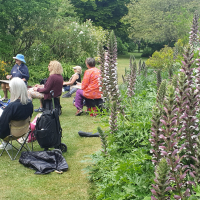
63, 86, 78, 95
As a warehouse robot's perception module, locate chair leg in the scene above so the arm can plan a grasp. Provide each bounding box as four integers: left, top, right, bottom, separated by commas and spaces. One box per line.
0, 131, 33, 160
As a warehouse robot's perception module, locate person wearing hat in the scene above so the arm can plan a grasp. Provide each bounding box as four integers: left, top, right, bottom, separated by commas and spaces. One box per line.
1, 54, 29, 101
62, 66, 82, 98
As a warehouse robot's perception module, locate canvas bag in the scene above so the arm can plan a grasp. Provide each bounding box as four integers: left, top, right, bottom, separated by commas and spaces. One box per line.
27, 113, 42, 143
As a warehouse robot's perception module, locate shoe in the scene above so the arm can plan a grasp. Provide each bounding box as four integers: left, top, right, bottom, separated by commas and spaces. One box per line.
75, 110, 83, 116
34, 107, 44, 112
62, 92, 72, 98
0, 142, 12, 150
0, 97, 8, 101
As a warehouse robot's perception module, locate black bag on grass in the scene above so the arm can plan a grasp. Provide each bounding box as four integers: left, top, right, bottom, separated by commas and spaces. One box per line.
34, 109, 62, 149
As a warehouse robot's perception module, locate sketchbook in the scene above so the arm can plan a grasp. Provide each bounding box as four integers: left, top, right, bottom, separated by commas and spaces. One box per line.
0, 80, 11, 84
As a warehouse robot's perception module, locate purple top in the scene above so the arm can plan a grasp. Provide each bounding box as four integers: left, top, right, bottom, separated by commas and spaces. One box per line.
37, 74, 63, 99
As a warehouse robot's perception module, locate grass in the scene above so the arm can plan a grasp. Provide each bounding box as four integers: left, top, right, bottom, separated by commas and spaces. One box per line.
0, 53, 146, 200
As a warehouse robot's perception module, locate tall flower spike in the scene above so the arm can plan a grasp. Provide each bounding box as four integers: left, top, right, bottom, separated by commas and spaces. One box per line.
178, 47, 198, 158
192, 137, 200, 183
175, 72, 188, 127
171, 74, 178, 89
127, 56, 137, 98
150, 105, 163, 165
168, 67, 173, 80
156, 80, 167, 106
138, 59, 142, 74
98, 42, 108, 100
151, 158, 171, 200
104, 30, 119, 102
109, 101, 118, 134
156, 69, 162, 89
189, 12, 199, 49
97, 127, 108, 157
160, 85, 191, 200
104, 30, 124, 114
150, 80, 166, 165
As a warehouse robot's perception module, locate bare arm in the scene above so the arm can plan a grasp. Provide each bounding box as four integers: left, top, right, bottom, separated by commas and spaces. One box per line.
63, 74, 79, 85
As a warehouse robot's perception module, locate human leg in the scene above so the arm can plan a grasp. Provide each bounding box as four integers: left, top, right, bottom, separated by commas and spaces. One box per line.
1, 83, 9, 100
27, 89, 44, 112
0, 141, 12, 150
27, 89, 44, 101
62, 86, 77, 98
69, 87, 78, 95
75, 89, 85, 115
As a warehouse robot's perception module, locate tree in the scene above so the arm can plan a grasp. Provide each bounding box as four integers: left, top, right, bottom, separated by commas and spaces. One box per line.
70, 0, 130, 30
123, 0, 200, 45
0, 0, 59, 62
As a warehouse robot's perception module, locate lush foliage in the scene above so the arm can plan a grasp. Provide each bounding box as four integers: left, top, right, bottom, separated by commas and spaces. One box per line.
70, 0, 130, 30
123, 0, 200, 45
28, 62, 74, 85
0, 0, 108, 67
0, 60, 9, 79
0, 0, 59, 62
27, 19, 108, 66
88, 64, 159, 199
146, 46, 174, 69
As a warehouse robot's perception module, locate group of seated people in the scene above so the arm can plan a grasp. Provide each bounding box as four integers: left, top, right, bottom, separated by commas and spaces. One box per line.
0, 55, 102, 146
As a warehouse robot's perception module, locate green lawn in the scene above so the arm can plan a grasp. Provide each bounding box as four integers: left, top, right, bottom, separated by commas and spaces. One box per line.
0, 53, 146, 200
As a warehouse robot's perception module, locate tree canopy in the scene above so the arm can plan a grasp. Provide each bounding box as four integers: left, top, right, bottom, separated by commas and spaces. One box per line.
0, 0, 59, 61
70, 0, 130, 30
123, 0, 200, 45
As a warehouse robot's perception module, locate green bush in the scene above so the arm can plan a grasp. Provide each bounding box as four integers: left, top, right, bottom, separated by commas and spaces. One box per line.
28, 62, 75, 85
88, 69, 158, 199
27, 20, 108, 66
145, 45, 174, 69
28, 63, 49, 85
141, 47, 153, 57
127, 42, 137, 52
117, 37, 129, 55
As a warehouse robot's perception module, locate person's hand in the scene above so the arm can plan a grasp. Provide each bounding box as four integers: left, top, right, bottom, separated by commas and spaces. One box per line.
33, 87, 38, 91
22, 78, 26, 81
6, 75, 12, 79
34, 84, 39, 87
63, 82, 68, 85
76, 82, 81, 86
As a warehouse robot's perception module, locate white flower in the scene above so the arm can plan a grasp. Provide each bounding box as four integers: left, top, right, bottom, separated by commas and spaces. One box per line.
79, 31, 83, 34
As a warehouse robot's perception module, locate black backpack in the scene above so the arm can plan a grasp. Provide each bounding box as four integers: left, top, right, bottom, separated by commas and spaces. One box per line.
34, 109, 62, 149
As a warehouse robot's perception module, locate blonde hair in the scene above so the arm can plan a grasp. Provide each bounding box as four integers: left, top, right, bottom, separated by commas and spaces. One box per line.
74, 66, 82, 74
49, 60, 63, 75
9, 77, 29, 105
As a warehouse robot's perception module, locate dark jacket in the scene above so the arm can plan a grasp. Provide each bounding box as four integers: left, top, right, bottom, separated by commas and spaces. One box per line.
11, 63, 29, 82
0, 99, 33, 139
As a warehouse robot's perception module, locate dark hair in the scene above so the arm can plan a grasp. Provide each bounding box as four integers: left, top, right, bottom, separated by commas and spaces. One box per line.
86, 57, 95, 67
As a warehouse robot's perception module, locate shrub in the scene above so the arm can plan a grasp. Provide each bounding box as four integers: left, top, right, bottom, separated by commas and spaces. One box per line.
117, 37, 128, 55
141, 47, 153, 57
27, 20, 108, 66
28, 62, 75, 85
146, 45, 174, 69
0, 60, 10, 79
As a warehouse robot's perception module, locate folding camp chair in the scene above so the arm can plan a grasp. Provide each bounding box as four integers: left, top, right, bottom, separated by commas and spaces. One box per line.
0, 117, 33, 160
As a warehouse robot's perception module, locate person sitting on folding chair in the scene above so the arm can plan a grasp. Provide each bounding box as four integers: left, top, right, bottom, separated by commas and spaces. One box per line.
0, 77, 33, 150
